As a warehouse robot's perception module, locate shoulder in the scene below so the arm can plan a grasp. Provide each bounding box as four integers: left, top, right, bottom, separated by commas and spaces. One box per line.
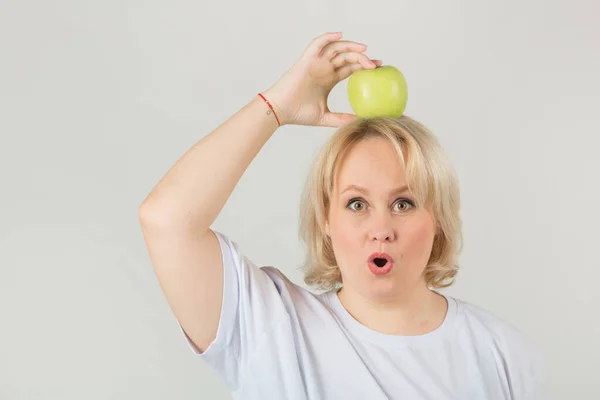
452, 296, 547, 384
260, 265, 325, 305
213, 229, 327, 309
455, 298, 519, 335
454, 297, 537, 352
455, 297, 535, 348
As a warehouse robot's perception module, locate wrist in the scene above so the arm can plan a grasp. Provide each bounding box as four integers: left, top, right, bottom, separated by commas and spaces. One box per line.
260, 89, 288, 126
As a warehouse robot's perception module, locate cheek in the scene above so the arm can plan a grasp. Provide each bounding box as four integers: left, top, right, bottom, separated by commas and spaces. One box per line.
331, 219, 360, 248
405, 217, 436, 259
328, 212, 363, 257
413, 219, 435, 242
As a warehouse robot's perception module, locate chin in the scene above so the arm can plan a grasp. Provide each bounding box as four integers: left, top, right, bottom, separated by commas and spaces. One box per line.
363, 269, 427, 300
339, 263, 424, 301
361, 276, 404, 301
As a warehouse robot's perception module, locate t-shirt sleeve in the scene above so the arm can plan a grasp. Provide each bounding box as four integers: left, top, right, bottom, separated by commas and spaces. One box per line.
504, 327, 551, 399
176, 230, 288, 390
521, 345, 550, 399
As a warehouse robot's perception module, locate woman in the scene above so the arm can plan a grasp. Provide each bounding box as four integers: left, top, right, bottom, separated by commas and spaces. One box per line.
139, 32, 547, 399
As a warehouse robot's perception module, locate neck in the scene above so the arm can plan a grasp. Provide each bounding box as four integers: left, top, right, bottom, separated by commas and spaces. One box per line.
336, 283, 448, 336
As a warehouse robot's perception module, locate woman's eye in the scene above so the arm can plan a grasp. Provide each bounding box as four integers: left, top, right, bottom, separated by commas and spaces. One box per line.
347, 200, 366, 212
394, 200, 413, 212
346, 199, 414, 212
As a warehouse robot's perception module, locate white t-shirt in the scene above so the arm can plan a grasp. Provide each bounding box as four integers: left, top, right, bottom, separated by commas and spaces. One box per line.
178, 230, 548, 399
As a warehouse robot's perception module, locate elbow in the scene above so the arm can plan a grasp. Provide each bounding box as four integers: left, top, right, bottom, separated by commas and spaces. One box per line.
138, 201, 167, 226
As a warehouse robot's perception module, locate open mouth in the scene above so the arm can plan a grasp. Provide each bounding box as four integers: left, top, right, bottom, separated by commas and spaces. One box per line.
372, 258, 388, 268
367, 253, 394, 275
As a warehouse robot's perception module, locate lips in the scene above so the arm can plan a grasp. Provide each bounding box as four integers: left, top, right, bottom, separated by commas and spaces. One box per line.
367, 252, 394, 276
368, 253, 394, 267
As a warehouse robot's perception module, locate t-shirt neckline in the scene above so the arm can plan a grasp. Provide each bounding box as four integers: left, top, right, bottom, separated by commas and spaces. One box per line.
325, 289, 458, 348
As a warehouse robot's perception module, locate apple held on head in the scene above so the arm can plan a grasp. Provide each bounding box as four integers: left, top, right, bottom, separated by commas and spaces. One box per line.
347, 65, 408, 118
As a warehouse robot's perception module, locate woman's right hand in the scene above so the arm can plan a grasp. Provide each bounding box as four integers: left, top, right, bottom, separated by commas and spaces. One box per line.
262, 32, 382, 128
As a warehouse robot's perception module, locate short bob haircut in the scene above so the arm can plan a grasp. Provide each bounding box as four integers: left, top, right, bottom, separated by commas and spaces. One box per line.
298, 115, 463, 292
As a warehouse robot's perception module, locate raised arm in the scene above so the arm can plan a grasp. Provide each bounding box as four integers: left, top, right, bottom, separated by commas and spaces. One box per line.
138, 32, 379, 353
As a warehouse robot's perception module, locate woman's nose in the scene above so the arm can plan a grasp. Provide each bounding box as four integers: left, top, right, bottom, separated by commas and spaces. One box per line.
370, 214, 395, 242
372, 230, 394, 242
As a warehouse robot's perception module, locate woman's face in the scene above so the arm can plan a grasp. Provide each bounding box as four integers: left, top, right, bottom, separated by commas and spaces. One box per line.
325, 137, 437, 302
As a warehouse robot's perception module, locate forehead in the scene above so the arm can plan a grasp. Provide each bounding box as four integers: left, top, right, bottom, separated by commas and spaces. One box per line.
334, 137, 407, 192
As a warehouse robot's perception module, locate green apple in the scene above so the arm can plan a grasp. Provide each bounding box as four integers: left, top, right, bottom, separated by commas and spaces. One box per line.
347, 65, 408, 118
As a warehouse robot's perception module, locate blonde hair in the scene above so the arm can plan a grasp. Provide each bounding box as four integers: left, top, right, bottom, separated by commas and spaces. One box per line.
298, 115, 463, 292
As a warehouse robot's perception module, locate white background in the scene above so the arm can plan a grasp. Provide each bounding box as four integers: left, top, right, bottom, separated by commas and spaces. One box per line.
1, 0, 599, 398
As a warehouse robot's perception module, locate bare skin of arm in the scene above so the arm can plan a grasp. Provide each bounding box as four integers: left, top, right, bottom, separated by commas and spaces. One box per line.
138, 32, 380, 352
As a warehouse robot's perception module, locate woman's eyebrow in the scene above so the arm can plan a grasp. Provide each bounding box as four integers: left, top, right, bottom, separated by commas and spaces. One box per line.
341, 184, 409, 196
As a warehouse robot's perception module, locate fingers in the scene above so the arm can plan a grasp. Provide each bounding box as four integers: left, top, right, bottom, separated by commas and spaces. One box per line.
320, 111, 358, 128
335, 59, 382, 81
335, 63, 364, 81
319, 40, 367, 60
331, 52, 377, 70
307, 32, 343, 58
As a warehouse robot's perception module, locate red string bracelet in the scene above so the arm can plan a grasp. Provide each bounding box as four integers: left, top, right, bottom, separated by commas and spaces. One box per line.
257, 93, 281, 127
